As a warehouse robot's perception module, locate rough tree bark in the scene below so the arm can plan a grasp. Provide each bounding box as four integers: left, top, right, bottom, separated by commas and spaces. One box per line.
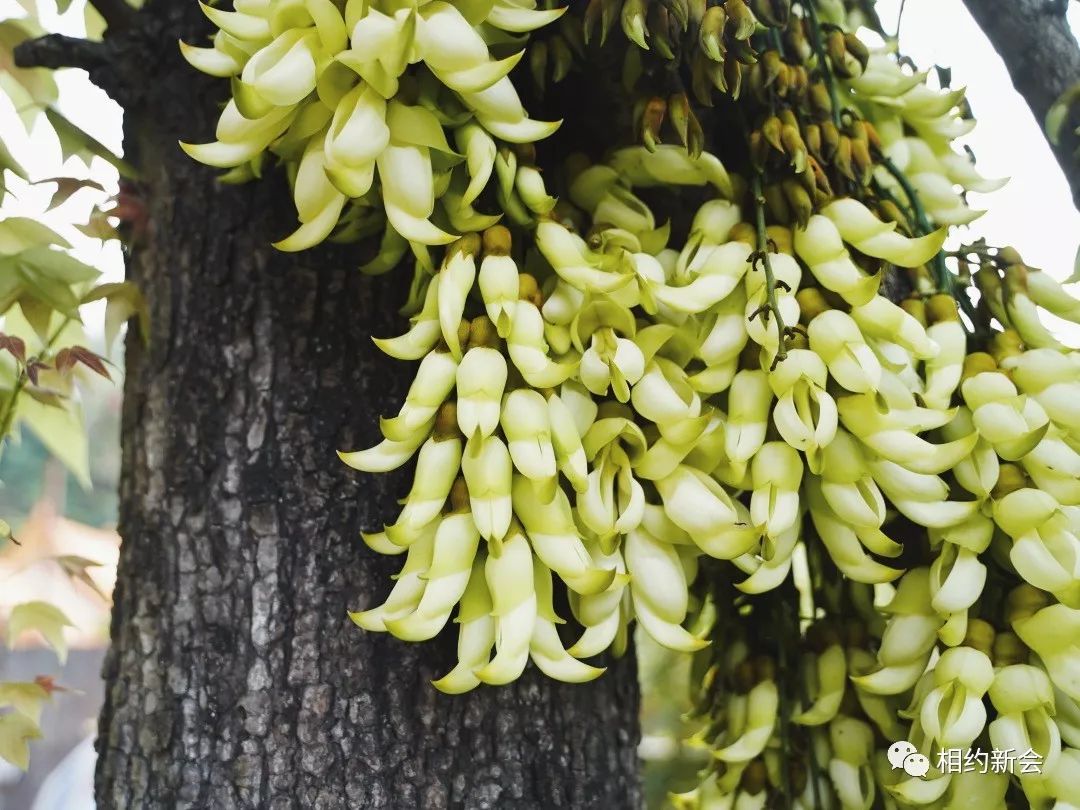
29, 2, 642, 807
961, 0, 1080, 210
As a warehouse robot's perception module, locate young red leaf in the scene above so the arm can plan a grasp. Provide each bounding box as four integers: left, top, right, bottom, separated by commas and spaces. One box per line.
24, 359, 49, 386
0, 333, 26, 364
52, 346, 111, 380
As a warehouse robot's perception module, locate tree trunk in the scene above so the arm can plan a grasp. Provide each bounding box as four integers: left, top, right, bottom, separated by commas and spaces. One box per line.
961, 0, 1080, 210
91, 3, 642, 808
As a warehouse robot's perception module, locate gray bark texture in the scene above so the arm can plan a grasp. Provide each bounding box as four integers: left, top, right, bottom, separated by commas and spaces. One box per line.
961, 0, 1080, 210
79, 2, 642, 808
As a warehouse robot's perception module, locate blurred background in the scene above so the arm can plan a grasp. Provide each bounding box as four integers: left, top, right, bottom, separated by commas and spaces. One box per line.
1, 1, 1079, 808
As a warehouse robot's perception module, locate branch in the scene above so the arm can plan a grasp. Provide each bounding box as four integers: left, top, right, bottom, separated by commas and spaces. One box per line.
961, 0, 1080, 210
13, 34, 109, 73
88, 0, 137, 32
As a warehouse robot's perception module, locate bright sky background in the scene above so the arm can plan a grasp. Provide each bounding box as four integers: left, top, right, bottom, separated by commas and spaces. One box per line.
0, 0, 123, 347
876, 0, 1080, 281
0, 0, 1078, 341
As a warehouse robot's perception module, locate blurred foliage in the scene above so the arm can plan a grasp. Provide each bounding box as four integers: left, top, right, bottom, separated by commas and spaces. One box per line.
0, 0, 130, 774
0, 370, 119, 529
639, 630, 707, 809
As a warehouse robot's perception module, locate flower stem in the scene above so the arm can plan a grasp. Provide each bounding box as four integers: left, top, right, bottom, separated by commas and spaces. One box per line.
0, 317, 75, 452
804, 0, 843, 128
751, 174, 790, 369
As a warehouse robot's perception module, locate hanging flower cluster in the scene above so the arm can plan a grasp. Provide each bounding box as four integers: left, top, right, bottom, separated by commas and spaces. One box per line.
184, 0, 1080, 805
181, 0, 561, 253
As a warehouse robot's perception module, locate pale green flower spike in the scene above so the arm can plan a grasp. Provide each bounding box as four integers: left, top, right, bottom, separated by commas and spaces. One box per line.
963, 368, 1050, 461
512, 476, 617, 596
383, 434, 462, 547
184, 0, 561, 251
793, 641, 846, 726
461, 433, 513, 547
769, 350, 838, 474
822, 198, 947, 267
456, 346, 507, 439
852, 570, 943, 696
806, 309, 881, 394
749, 442, 802, 540
793, 216, 881, 306
475, 528, 537, 685
920, 647, 993, 749
385, 511, 481, 641
378, 349, 457, 441
348, 523, 437, 632
712, 679, 778, 763
164, 4, 1080, 794
624, 528, 706, 653
432, 558, 495, 695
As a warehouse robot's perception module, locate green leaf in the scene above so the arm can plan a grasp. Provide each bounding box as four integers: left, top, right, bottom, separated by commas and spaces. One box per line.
17, 245, 100, 285
55, 555, 108, 600
0, 711, 41, 770
0, 217, 72, 253
74, 208, 120, 242
16, 298, 56, 343
1046, 81, 1080, 147
84, 3, 106, 40
0, 518, 10, 541
17, 390, 90, 488
35, 176, 107, 211
0, 682, 50, 724
18, 295, 57, 341
56, 0, 76, 13
15, 264, 82, 317
3, 302, 85, 354
0, 136, 28, 183
1068, 242, 1080, 285
6, 601, 73, 663
0, 20, 59, 114
83, 281, 149, 350
44, 107, 137, 178
0, 266, 22, 314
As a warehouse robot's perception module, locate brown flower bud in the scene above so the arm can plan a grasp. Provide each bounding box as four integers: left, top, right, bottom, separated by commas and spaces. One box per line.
820, 120, 840, 160
641, 96, 667, 151
518, 273, 542, 305
740, 761, 769, 795
991, 463, 1029, 500
751, 0, 790, 27
449, 476, 470, 510
781, 124, 808, 172
963, 619, 996, 657
803, 123, 822, 160
1006, 584, 1051, 626
845, 33, 870, 72
901, 296, 927, 325
992, 631, 1028, 668
961, 351, 997, 382
809, 81, 833, 118
926, 293, 960, 324
782, 178, 813, 227
436, 403, 461, 440
764, 182, 792, 225
833, 135, 855, 181
482, 225, 512, 257
725, 0, 758, 39
762, 114, 784, 152
766, 225, 793, 253
797, 287, 830, 323
749, 130, 770, 170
